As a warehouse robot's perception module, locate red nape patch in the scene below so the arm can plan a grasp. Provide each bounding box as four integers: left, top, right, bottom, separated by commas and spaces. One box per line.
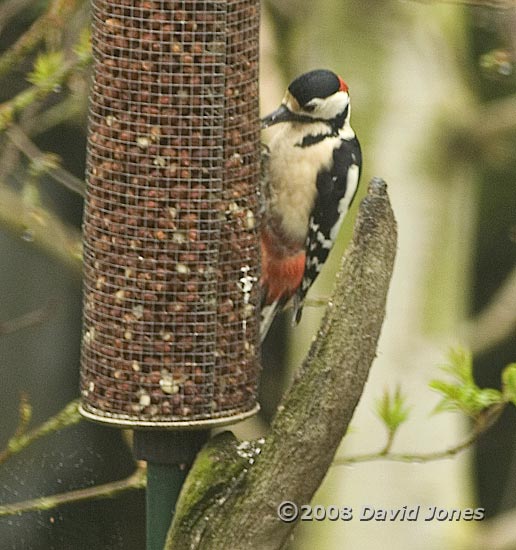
338, 76, 349, 93
261, 245, 305, 305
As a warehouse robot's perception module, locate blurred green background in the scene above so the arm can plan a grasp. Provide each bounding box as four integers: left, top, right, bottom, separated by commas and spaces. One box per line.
0, 1, 515, 549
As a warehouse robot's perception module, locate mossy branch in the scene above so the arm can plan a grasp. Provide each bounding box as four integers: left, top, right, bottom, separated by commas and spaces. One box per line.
166, 177, 398, 550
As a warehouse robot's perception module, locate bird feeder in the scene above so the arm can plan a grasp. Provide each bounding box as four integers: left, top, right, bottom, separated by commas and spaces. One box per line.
80, 0, 261, 430
80, 2, 260, 546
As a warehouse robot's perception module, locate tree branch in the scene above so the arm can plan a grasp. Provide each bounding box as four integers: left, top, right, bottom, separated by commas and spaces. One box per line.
0, 463, 146, 517
0, 0, 82, 79
0, 299, 58, 335
5, 125, 85, 197
166, 177, 398, 549
335, 402, 506, 465
0, 400, 82, 466
0, 185, 82, 273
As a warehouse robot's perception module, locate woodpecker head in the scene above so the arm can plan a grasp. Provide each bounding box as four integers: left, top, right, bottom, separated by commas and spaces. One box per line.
262, 69, 350, 129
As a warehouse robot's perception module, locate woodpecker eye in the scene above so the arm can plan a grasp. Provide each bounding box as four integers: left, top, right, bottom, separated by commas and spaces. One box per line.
303, 104, 316, 113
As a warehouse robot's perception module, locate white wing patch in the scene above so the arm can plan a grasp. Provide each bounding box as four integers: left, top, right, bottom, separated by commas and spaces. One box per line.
329, 163, 360, 240
308, 219, 333, 250
316, 230, 333, 250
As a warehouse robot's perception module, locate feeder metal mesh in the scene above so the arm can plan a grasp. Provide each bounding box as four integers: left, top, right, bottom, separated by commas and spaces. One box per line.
80, 0, 261, 427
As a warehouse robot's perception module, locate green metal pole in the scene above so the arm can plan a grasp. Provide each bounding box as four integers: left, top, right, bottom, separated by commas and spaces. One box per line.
134, 430, 210, 550
146, 462, 188, 550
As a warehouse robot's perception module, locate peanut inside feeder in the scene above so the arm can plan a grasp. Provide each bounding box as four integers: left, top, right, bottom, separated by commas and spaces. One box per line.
80, 0, 261, 428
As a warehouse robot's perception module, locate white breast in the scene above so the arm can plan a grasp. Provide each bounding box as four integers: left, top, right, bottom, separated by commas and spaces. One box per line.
267, 123, 340, 245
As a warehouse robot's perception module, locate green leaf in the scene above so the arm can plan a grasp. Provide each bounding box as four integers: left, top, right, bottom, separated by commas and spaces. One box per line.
428, 380, 460, 413
442, 347, 474, 384
502, 363, 516, 406
375, 386, 410, 433
27, 51, 65, 92
430, 347, 503, 417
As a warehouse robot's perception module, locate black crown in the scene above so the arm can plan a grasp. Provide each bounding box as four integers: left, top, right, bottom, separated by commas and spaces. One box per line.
288, 69, 340, 107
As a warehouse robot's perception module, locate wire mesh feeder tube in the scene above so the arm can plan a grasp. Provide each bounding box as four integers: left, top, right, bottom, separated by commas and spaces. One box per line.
80, 0, 261, 428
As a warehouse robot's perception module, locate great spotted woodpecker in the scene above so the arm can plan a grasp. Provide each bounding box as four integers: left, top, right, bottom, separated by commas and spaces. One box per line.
260, 69, 362, 341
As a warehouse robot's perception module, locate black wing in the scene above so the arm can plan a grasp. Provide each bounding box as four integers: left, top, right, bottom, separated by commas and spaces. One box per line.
293, 136, 362, 323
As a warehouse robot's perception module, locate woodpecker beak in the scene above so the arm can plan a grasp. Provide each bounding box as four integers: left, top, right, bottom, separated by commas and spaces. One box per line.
261, 104, 296, 128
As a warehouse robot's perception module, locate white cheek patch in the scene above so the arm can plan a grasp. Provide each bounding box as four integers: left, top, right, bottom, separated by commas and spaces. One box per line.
309, 91, 349, 120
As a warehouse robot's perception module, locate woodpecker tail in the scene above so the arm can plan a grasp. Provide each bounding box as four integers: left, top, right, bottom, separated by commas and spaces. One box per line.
260, 292, 305, 342
260, 299, 281, 343
292, 294, 305, 325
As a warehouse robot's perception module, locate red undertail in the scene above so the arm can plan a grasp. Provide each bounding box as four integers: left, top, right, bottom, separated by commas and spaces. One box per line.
261, 231, 305, 305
